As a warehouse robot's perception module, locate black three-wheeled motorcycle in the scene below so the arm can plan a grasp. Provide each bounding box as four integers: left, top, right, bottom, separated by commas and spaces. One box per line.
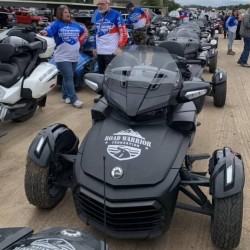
25, 46, 244, 249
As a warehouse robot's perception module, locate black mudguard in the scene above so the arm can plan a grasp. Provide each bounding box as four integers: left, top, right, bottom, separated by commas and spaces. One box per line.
209, 147, 245, 199
208, 48, 218, 59
211, 69, 227, 85
28, 123, 79, 167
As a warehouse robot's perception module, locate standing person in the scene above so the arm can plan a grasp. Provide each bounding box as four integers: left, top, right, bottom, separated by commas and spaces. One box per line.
237, 8, 250, 67
223, 13, 230, 39
40, 5, 85, 108
125, 2, 148, 45
226, 9, 238, 55
93, 0, 128, 74
236, 10, 242, 40
91, 8, 99, 28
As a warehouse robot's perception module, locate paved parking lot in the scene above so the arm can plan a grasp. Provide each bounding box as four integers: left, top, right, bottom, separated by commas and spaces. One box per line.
0, 35, 249, 249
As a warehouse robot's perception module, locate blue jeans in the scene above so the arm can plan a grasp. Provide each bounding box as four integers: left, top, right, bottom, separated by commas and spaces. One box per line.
239, 37, 250, 64
56, 61, 78, 103
228, 31, 236, 50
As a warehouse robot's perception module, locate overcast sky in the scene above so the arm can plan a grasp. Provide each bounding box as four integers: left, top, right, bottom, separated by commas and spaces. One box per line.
174, 0, 249, 7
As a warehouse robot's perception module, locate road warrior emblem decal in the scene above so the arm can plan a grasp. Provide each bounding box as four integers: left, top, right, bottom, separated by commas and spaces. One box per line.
105, 129, 151, 161
13, 238, 75, 250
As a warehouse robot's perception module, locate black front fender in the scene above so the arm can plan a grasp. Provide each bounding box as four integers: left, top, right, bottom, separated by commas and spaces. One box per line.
208, 49, 218, 59
209, 147, 245, 199
211, 69, 227, 85
28, 123, 79, 167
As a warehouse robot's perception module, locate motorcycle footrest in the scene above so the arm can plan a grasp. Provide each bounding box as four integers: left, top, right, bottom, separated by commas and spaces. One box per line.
186, 153, 211, 164
190, 171, 208, 176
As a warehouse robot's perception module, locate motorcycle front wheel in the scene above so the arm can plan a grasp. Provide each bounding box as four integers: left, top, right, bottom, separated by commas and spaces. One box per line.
210, 192, 243, 248
209, 54, 218, 73
25, 156, 67, 209
213, 81, 227, 107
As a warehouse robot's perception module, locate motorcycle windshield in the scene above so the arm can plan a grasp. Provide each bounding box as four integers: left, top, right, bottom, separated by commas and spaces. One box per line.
105, 45, 179, 81
103, 46, 182, 116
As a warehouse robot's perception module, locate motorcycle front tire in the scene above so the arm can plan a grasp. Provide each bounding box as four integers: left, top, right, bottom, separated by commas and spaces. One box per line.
213, 81, 227, 107
209, 54, 218, 73
25, 156, 67, 209
211, 192, 243, 249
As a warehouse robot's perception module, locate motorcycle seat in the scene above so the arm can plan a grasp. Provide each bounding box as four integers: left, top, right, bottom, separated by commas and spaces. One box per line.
6, 30, 36, 43
11, 53, 32, 75
0, 43, 22, 88
0, 63, 21, 88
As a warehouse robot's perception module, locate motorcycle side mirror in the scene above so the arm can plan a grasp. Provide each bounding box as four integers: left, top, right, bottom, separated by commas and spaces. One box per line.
178, 81, 210, 103
84, 73, 104, 93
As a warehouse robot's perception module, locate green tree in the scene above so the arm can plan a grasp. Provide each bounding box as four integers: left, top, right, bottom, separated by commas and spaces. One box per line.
141, 0, 160, 6
141, 0, 181, 12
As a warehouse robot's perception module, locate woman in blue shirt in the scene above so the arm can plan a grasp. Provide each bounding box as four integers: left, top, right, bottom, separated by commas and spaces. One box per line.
226, 9, 238, 55
40, 5, 86, 108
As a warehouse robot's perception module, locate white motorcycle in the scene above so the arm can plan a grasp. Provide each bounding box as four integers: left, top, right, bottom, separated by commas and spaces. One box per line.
0, 28, 58, 122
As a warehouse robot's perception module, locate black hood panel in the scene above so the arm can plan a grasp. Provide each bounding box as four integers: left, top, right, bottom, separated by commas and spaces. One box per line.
76, 117, 190, 187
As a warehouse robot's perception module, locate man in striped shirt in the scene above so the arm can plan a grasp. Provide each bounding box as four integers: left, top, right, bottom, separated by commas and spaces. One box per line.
93, 0, 128, 74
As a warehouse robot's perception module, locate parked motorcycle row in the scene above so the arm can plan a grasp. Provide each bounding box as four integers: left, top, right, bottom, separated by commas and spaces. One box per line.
0, 16, 245, 250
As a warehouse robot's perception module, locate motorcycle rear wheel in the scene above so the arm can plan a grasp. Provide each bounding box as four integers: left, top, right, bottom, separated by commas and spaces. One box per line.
25, 156, 67, 209
12, 101, 38, 122
211, 192, 243, 248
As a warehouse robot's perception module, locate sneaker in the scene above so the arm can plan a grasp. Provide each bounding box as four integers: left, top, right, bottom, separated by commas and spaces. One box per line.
64, 98, 71, 104
240, 63, 250, 67
73, 100, 83, 108
237, 59, 241, 65
94, 97, 100, 103
227, 50, 235, 55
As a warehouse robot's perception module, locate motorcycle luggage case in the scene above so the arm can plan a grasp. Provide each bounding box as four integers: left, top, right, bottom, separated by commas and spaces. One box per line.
167, 36, 200, 59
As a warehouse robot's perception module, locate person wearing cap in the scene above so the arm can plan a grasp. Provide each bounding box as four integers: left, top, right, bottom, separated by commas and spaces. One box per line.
125, 2, 149, 45
93, 0, 128, 74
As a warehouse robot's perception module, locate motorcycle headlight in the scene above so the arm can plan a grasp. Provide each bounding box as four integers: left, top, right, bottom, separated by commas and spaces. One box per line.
210, 39, 217, 45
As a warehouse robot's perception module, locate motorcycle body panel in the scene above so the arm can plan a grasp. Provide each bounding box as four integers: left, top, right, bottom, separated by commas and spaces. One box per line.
76, 116, 191, 187
23, 62, 58, 98
0, 78, 23, 104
